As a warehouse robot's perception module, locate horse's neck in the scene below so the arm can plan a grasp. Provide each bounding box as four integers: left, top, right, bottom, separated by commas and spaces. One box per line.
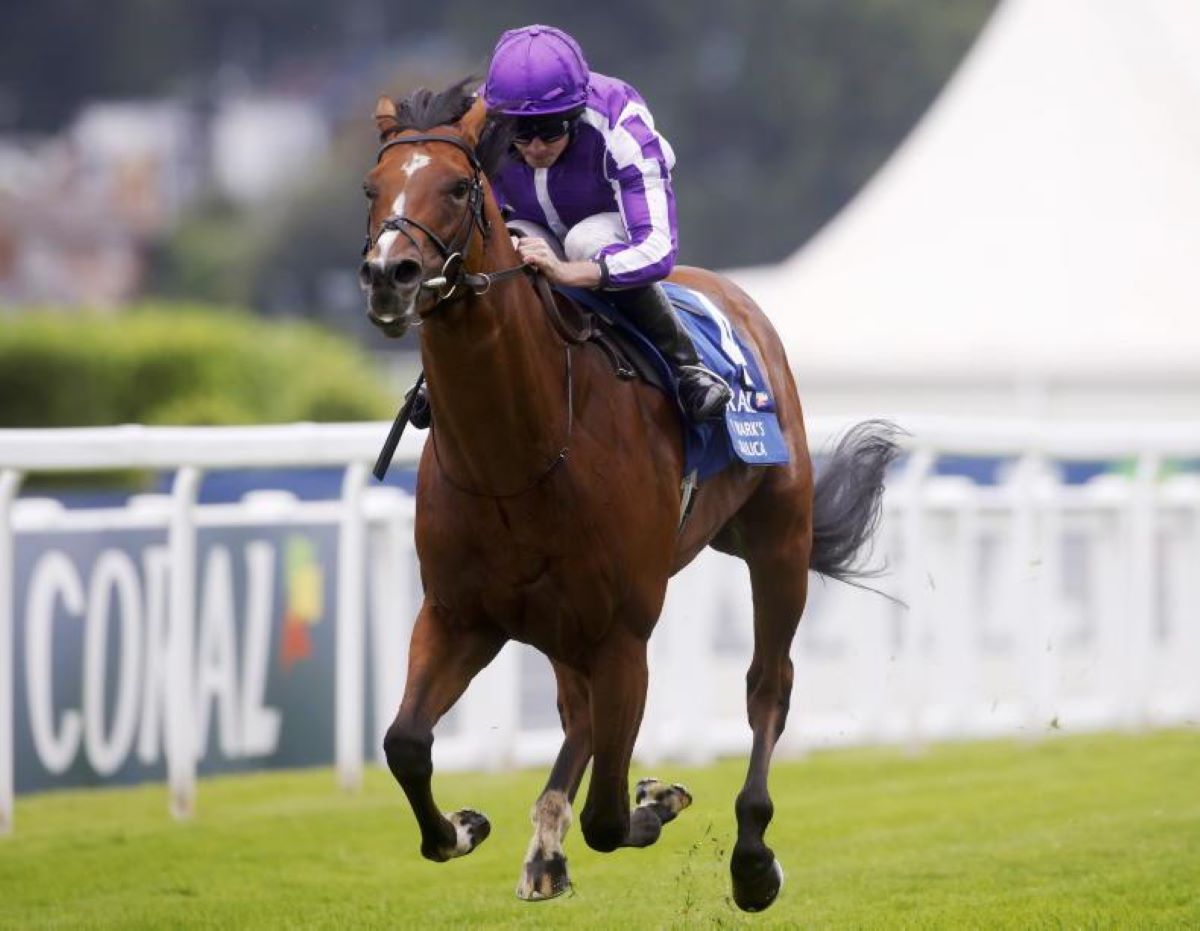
420, 238, 568, 494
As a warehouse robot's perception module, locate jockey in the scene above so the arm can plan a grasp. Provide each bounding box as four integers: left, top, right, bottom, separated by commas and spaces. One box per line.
482, 25, 733, 423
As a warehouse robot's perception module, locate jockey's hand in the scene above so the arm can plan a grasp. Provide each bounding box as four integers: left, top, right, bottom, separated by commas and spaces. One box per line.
517, 238, 602, 288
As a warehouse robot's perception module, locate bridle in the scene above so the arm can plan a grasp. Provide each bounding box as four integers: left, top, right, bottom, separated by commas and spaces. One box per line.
362, 132, 528, 303
364, 128, 578, 498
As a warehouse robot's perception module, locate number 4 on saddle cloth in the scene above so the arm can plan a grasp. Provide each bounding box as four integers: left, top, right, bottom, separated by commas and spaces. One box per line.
557, 282, 791, 482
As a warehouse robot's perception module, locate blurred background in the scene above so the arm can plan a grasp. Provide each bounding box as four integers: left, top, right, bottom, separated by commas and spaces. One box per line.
6, 0, 1199, 427
0, 0, 995, 413
2, 0, 1198, 885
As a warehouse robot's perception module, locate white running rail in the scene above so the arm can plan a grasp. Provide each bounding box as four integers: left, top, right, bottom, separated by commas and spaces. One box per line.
1, 417, 1198, 835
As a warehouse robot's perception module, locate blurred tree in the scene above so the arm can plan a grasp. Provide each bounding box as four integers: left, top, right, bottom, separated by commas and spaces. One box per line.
3, 0, 997, 307
0, 0, 442, 130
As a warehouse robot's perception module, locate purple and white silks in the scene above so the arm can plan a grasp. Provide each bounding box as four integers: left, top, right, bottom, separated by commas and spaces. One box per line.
490, 72, 678, 290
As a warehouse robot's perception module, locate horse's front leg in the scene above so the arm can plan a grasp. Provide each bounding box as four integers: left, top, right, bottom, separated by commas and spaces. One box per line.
383, 601, 505, 862
578, 630, 689, 853
517, 661, 592, 900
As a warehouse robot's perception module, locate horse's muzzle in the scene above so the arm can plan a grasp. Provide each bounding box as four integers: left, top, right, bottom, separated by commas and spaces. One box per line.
360, 257, 423, 336
359, 257, 423, 293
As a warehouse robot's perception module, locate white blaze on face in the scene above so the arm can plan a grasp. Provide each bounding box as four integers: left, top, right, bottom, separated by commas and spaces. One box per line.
371, 153, 432, 269
403, 153, 431, 178
373, 191, 406, 270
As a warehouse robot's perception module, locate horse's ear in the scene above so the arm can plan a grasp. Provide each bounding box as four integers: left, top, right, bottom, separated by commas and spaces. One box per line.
374, 95, 400, 139
457, 96, 487, 147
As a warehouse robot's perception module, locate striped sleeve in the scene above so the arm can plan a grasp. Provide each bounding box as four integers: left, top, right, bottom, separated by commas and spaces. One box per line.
592, 108, 679, 289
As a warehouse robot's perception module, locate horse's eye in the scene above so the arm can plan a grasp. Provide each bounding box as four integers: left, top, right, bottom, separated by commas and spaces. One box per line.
450, 179, 471, 199
363, 182, 378, 200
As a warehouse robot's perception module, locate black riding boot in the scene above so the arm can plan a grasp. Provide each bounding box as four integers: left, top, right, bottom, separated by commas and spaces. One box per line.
611, 284, 732, 422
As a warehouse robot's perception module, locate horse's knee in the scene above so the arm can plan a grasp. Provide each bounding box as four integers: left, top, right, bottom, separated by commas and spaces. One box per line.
383, 722, 432, 782
580, 804, 625, 853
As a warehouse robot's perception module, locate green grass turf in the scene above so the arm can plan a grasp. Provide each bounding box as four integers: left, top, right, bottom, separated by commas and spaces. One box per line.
2, 730, 1197, 929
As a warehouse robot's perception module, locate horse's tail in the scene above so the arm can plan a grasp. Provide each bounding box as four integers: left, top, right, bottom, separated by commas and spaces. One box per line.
809, 420, 903, 583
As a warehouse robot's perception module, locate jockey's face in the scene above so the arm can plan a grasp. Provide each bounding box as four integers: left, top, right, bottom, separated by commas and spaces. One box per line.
514, 132, 570, 169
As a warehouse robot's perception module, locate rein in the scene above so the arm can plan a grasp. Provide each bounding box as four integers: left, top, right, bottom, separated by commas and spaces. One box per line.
363, 132, 527, 303
367, 129, 580, 496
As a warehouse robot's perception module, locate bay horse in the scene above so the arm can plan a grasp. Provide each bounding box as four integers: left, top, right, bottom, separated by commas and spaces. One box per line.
358, 80, 898, 912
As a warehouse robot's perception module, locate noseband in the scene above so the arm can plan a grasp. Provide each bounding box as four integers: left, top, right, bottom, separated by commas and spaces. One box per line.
363, 132, 527, 303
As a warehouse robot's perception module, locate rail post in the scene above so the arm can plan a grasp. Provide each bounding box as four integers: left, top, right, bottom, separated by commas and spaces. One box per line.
1010, 452, 1056, 731
336, 462, 369, 790
1125, 453, 1160, 727
367, 491, 416, 766
899, 447, 935, 747
0, 469, 23, 836
166, 466, 202, 820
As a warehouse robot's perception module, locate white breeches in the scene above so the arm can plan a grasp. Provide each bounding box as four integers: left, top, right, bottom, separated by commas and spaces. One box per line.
508, 213, 628, 263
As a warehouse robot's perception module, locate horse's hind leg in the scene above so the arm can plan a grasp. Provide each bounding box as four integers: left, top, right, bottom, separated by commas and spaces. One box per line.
383, 601, 505, 863
517, 661, 592, 900
729, 484, 811, 912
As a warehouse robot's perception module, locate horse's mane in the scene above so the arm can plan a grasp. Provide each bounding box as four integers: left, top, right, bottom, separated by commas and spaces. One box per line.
390, 77, 515, 178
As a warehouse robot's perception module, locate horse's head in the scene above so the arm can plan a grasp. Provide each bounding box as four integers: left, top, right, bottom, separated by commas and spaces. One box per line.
358, 81, 493, 338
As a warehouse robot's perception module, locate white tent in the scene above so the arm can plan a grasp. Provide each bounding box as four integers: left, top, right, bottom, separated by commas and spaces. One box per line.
730, 0, 1200, 419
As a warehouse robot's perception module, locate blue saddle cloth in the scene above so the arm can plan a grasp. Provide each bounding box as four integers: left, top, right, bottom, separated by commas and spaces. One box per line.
557, 282, 791, 481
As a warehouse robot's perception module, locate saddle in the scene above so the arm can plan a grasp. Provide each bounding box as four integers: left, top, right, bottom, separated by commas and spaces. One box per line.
536, 276, 791, 481
535, 278, 668, 395
394, 275, 789, 486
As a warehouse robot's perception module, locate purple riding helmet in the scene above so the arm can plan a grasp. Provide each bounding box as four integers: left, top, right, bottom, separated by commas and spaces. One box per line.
483, 25, 590, 116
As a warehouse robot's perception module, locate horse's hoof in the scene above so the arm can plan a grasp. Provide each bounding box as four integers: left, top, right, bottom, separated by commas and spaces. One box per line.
429, 808, 491, 860
635, 778, 693, 824
731, 857, 784, 913
516, 851, 571, 901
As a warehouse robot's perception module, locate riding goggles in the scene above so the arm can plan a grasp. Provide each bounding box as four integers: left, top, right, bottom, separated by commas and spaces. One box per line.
513, 115, 576, 145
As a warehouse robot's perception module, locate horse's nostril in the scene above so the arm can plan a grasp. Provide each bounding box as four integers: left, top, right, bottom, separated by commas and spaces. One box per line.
391, 260, 422, 287
358, 261, 373, 286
